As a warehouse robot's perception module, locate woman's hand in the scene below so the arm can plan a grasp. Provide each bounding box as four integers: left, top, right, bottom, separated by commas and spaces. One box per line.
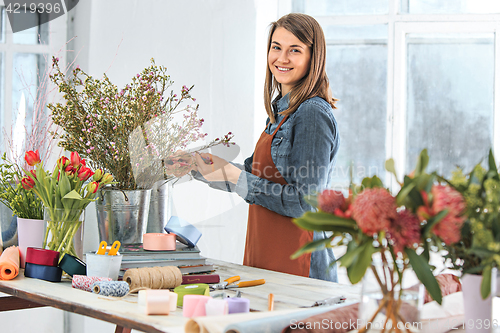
194, 152, 241, 184
164, 151, 196, 178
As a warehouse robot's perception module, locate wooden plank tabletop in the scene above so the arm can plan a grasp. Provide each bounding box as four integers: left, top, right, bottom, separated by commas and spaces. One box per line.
0, 259, 361, 333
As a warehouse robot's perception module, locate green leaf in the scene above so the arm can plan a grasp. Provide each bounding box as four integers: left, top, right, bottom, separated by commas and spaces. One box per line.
293, 212, 357, 233
385, 158, 398, 182
480, 266, 492, 299
396, 182, 416, 206
59, 173, 71, 198
346, 241, 375, 284
488, 149, 499, 180
62, 190, 83, 201
406, 248, 442, 304
361, 176, 384, 189
290, 236, 333, 259
414, 149, 429, 177
422, 209, 448, 238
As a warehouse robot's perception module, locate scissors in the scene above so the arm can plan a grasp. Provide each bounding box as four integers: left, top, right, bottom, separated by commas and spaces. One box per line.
210, 275, 265, 291
96, 240, 121, 255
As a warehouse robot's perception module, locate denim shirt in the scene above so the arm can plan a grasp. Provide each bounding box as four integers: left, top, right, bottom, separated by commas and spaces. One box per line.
194, 94, 340, 282
234, 94, 340, 218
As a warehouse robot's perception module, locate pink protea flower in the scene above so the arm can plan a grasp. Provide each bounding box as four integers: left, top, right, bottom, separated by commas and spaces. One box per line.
417, 185, 466, 245
351, 188, 397, 236
389, 210, 421, 253
317, 190, 346, 214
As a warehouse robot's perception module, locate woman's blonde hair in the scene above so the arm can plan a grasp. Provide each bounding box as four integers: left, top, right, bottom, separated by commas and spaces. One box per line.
264, 13, 337, 123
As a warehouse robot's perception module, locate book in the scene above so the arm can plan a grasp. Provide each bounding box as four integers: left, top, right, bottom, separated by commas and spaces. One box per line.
182, 274, 220, 285
120, 257, 207, 269
119, 242, 202, 260
179, 263, 215, 275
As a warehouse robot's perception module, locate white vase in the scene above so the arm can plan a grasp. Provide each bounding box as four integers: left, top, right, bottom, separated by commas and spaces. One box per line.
461, 271, 497, 333
17, 217, 45, 268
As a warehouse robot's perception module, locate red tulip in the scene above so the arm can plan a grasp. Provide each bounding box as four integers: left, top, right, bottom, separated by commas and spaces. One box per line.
24, 150, 41, 166
57, 156, 70, 169
77, 166, 94, 181
70, 151, 82, 168
93, 169, 104, 182
21, 176, 35, 190
65, 165, 76, 176
101, 173, 113, 184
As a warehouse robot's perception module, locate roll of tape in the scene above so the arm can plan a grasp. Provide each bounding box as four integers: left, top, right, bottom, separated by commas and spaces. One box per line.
24, 262, 62, 282
143, 233, 176, 251
92, 281, 129, 297
173, 283, 210, 307
169, 292, 178, 312
25, 247, 60, 267
138, 289, 171, 315
59, 254, 86, 277
205, 298, 229, 316
227, 298, 250, 314
182, 295, 211, 318
72, 275, 112, 292
164, 216, 202, 248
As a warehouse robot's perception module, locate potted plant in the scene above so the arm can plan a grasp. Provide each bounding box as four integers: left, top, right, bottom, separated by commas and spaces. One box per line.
292, 150, 465, 332
47, 57, 233, 243
446, 149, 500, 330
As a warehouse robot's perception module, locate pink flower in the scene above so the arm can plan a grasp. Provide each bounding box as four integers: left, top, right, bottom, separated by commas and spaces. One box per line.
24, 150, 41, 166
317, 190, 346, 214
388, 210, 421, 253
351, 188, 397, 236
430, 185, 466, 245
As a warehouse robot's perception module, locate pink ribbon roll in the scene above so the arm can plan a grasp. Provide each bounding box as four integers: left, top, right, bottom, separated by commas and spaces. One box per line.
138, 289, 171, 315
143, 233, 176, 251
72, 275, 112, 292
205, 298, 229, 316
182, 295, 211, 318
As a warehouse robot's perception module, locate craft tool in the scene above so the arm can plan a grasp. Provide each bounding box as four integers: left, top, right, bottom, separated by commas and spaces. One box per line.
107, 241, 121, 255
301, 295, 346, 307
210, 276, 265, 290
96, 241, 107, 255
268, 293, 274, 311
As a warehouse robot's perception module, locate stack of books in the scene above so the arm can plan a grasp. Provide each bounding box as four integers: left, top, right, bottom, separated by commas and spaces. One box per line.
118, 242, 214, 274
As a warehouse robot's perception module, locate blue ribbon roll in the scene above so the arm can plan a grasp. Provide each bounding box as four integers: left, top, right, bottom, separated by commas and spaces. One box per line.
24, 262, 62, 282
164, 216, 202, 248
92, 281, 129, 297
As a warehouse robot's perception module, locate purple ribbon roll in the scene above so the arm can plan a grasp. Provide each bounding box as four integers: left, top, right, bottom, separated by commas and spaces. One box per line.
226, 297, 250, 314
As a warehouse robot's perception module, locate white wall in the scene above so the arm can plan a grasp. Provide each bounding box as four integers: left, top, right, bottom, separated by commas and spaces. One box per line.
2, 1, 280, 332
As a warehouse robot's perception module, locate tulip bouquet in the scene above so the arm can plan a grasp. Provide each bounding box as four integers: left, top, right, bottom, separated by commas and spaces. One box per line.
292, 150, 466, 331
22, 150, 113, 258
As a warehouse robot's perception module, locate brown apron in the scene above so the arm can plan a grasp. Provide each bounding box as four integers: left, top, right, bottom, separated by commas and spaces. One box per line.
243, 115, 313, 277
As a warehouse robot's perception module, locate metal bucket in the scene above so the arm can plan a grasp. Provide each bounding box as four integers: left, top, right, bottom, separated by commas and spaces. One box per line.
147, 180, 173, 233
96, 188, 152, 244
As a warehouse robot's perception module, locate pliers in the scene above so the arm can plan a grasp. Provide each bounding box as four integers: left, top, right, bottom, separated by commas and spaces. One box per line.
210, 275, 266, 291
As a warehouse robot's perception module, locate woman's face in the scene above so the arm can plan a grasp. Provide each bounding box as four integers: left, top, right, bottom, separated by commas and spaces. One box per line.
268, 27, 311, 96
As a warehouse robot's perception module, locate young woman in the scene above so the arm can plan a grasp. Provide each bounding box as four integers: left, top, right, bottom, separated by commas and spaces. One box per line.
192, 13, 340, 282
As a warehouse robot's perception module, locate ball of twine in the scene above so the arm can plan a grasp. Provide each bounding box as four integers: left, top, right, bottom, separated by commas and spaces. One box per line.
123, 266, 182, 292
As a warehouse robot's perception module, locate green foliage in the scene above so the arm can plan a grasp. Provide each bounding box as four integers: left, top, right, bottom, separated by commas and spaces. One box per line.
0, 153, 43, 219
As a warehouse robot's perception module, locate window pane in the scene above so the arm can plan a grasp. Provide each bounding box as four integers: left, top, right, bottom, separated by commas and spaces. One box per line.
402, 0, 500, 14
293, 0, 388, 15
326, 25, 388, 186
0, 52, 3, 148
12, 12, 49, 44
0, 7, 5, 43
11, 53, 48, 159
406, 33, 494, 177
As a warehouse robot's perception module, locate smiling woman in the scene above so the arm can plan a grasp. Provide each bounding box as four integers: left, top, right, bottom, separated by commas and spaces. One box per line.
187, 13, 341, 282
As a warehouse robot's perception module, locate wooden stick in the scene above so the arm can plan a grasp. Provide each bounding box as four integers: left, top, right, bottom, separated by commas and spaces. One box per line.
268, 293, 274, 311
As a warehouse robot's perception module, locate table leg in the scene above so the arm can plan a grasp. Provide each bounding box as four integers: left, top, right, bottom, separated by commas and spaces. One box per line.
114, 325, 132, 333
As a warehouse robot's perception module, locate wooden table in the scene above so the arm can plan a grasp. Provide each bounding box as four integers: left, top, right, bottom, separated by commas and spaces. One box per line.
0, 259, 361, 333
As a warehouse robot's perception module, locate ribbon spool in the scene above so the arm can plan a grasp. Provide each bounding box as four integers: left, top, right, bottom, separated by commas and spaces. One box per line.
72, 275, 112, 292
92, 281, 129, 297
164, 216, 202, 248
123, 266, 182, 291
24, 262, 62, 282
138, 289, 173, 315
173, 283, 210, 307
227, 298, 250, 314
59, 254, 86, 277
143, 233, 176, 251
205, 298, 229, 316
25, 247, 59, 267
182, 295, 211, 317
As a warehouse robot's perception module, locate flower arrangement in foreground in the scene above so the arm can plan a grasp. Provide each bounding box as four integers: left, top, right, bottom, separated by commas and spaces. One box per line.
446, 149, 500, 299
48, 57, 233, 190
292, 149, 466, 332
22, 150, 113, 258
